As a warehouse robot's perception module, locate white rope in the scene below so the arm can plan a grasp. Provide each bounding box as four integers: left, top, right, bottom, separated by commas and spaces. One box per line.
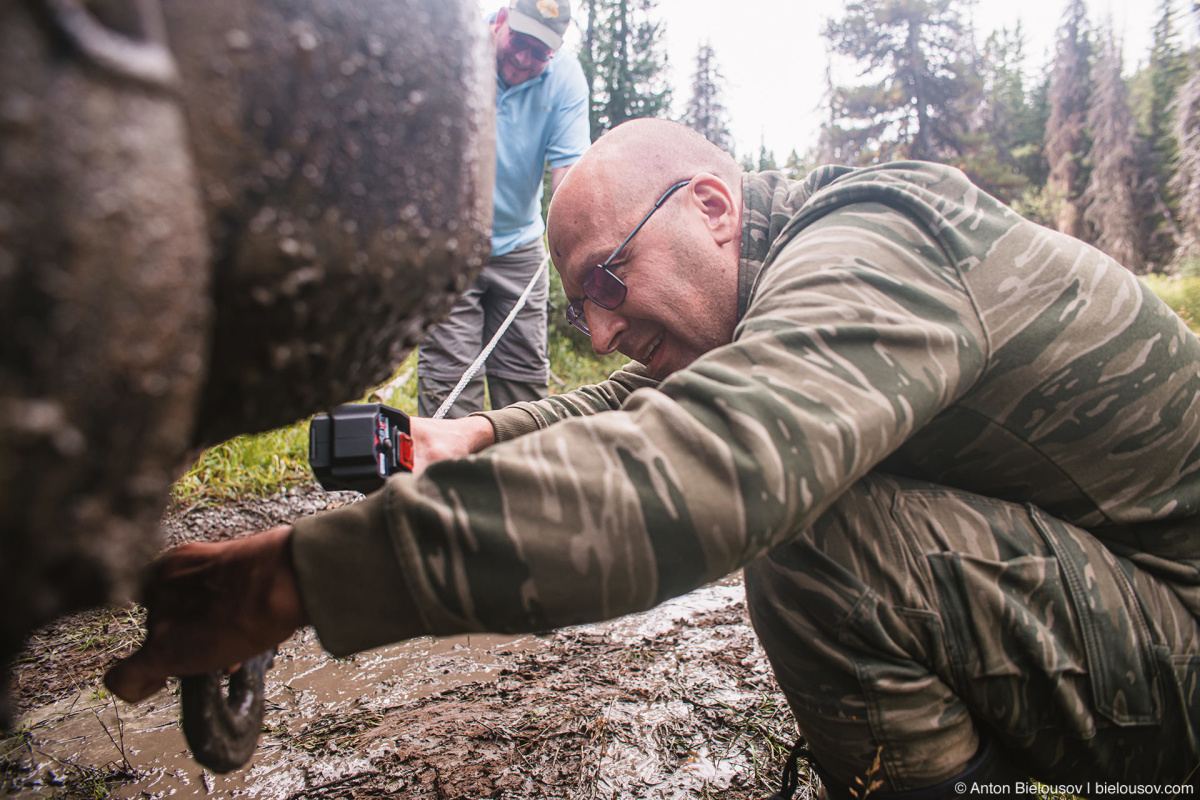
432, 252, 552, 420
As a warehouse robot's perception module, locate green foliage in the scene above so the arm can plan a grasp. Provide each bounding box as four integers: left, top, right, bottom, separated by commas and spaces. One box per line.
682, 42, 734, 155
1011, 183, 1059, 229
783, 148, 808, 180
577, 0, 672, 140
1082, 28, 1143, 269
1147, 0, 1191, 180
1133, 0, 1193, 267
1169, 51, 1200, 267
1143, 273, 1200, 330
822, 0, 981, 166
1044, 0, 1093, 240
171, 418, 314, 507
963, 25, 1045, 203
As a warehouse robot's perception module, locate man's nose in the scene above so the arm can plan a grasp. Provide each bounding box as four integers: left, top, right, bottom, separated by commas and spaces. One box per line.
512, 47, 534, 67
586, 304, 626, 357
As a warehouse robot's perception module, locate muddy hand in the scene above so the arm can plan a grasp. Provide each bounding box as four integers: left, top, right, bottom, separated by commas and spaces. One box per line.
105, 526, 309, 704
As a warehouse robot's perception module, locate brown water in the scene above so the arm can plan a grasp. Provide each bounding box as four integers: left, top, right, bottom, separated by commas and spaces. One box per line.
10, 629, 537, 798
8, 577, 774, 799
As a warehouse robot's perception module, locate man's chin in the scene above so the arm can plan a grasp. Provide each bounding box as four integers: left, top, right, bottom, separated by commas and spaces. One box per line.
501, 64, 538, 86
647, 355, 698, 382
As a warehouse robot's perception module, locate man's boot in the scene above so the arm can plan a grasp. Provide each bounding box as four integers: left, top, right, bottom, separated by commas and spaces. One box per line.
762, 734, 1022, 800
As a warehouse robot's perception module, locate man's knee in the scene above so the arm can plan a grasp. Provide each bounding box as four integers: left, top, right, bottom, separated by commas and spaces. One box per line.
744, 475, 981, 792
746, 472, 1199, 790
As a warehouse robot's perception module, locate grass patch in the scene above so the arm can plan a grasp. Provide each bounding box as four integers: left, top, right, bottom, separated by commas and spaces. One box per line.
170, 422, 313, 508
549, 335, 627, 391
1143, 273, 1200, 333
169, 332, 622, 508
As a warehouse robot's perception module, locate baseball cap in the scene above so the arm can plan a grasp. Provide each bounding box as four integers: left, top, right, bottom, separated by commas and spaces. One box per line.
506, 0, 571, 52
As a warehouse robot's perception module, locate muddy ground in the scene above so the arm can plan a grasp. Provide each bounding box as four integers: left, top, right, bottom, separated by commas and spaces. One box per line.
2, 488, 821, 799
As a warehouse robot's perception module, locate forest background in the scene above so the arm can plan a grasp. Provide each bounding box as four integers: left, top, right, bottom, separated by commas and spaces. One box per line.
176, 0, 1200, 504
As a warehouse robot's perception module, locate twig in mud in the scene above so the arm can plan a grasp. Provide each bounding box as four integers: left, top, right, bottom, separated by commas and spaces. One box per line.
291, 708, 386, 753
112, 698, 131, 773
287, 769, 384, 799
70, 673, 135, 775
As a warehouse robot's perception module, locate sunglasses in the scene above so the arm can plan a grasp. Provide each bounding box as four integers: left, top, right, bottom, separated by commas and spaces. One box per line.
565, 179, 692, 336
510, 31, 554, 63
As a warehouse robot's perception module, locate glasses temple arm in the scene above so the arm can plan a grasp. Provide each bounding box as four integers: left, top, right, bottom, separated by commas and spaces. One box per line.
601, 179, 692, 268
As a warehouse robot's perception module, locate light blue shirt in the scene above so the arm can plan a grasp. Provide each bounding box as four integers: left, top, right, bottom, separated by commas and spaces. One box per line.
492, 49, 591, 256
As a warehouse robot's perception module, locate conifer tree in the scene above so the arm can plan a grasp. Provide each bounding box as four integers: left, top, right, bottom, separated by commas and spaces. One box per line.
967, 25, 1040, 202
682, 42, 733, 154
1082, 29, 1143, 270
821, 0, 981, 165
756, 135, 778, 172
578, 0, 672, 140
1139, 0, 1191, 264
783, 149, 807, 180
1044, 0, 1092, 239
1169, 7, 1200, 270
1146, 0, 1190, 184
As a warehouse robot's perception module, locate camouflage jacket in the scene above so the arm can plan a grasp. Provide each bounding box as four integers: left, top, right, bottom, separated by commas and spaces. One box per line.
293, 163, 1200, 656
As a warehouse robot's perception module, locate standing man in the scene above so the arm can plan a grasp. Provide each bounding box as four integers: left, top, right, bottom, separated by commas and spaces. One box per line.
417, 0, 590, 418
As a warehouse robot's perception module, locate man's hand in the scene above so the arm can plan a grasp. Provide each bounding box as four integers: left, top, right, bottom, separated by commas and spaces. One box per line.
104, 526, 309, 704
408, 415, 496, 474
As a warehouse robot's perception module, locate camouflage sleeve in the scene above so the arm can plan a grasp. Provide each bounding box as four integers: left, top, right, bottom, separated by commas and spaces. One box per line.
476, 361, 659, 442
292, 201, 990, 654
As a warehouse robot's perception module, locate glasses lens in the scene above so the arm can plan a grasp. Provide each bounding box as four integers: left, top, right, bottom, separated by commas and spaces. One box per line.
565, 300, 589, 335
583, 266, 627, 310
514, 34, 552, 62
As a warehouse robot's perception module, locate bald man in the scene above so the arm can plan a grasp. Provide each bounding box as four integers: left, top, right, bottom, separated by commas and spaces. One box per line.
108, 119, 1200, 799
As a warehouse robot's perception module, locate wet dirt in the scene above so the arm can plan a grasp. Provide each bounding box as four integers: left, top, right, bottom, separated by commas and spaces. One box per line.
2, 488, 816, 799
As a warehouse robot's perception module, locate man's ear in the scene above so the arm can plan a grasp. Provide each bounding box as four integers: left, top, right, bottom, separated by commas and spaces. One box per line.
690, 174, 738, 246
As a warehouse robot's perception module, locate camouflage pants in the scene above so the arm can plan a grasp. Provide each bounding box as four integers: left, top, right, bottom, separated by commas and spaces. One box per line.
744, 473, 1200, 793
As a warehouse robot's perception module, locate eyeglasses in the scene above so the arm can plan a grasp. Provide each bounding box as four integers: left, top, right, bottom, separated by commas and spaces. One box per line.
565, 179, 691, 335
510, 31, 554, 63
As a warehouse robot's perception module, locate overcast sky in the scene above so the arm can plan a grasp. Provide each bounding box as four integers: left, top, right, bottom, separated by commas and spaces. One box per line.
485, 0, 1196, 160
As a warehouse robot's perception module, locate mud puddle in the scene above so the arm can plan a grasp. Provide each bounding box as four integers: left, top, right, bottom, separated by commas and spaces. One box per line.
7, 628, 536, 799
4, 628, 537, 796
3, 490, 812, 799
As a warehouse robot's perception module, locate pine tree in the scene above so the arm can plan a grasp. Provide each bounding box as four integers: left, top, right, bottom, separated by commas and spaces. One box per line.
756, 135, 778, 172
966, 25, 1040, 202
783, 148, 807, 180
1169, 7, 1200, 270
1139, 0, 1191, 265
578, 0, 672, 140
821, 0, 981, 166
1147, 0, 1190, 182
681, 42, 733, 154
1082, 29, 1143, 270
1044, 0, 1092, 239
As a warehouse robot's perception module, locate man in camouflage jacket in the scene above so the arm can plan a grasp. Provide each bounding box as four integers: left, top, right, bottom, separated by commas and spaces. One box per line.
108, 119, 1200, 797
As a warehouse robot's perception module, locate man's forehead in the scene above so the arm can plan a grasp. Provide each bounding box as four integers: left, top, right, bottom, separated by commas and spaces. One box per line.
553, 212, 620, 275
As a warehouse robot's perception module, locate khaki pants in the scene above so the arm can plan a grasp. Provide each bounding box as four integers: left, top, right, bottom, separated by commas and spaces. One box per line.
417, 239, 550, 418
745, 473, 1200, 793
